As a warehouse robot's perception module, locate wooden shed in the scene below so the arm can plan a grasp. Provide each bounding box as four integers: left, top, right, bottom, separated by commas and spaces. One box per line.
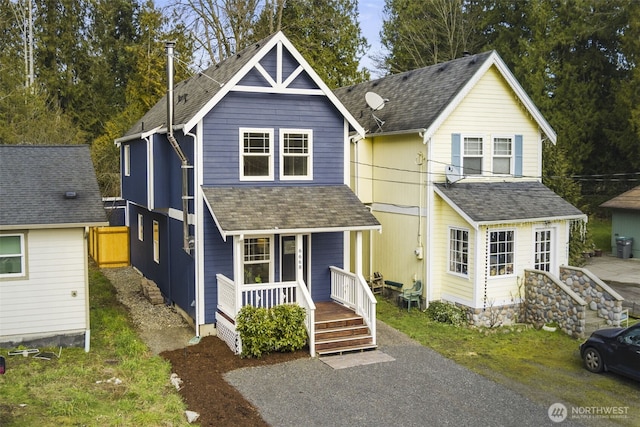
600, 185, 640, 259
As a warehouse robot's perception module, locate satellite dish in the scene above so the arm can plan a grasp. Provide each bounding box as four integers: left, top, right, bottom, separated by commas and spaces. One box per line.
445, 165, 463, 184
365, 91, 387, 111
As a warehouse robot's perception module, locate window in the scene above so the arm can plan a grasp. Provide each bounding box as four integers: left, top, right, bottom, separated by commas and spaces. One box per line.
493, 137, 512, 175
243, 237, 271, 284
463, 136, 483, 175
153, 220, 159, 263
138, 214, 144, 241
0, 234, 25, 277
449, 228, 469, 276
489, 230, 514, 276
240, 128, 273, 180
124, 144, 131, 177
280, 129, 312, 180
535, 229, 552, 272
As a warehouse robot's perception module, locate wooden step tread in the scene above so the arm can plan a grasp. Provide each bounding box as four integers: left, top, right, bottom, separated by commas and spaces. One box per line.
315, 334, 372, 345
315, 325, 369, 334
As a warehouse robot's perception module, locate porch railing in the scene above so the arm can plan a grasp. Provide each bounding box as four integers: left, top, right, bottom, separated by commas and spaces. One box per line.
216, 274, 316, 356
329, 266, 377, 346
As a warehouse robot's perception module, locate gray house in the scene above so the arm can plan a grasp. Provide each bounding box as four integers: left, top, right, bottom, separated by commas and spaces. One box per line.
600, 185, 640, 259
0, 145, 107, 350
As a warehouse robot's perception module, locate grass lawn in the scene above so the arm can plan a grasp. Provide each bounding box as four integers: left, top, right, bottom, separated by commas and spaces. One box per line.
589, 216, 612, 254
0, 265, 189, 426
377, 298, 639, 426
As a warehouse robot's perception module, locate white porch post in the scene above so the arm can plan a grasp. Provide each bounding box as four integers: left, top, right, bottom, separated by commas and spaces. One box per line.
234, 236, 243, 316
355, 231, 364, 309
296, 234, 304, 282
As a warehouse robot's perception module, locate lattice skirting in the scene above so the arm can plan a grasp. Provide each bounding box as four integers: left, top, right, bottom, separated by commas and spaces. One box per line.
215, 313, 242, 355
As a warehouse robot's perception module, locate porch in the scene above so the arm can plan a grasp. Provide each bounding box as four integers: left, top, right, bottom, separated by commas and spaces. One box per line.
215, 266, 377, 357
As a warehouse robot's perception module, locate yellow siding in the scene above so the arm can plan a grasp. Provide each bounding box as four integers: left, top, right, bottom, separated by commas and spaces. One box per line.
431, 195, 475, 304
432, 66, 542, 183
371, 211, 425, 289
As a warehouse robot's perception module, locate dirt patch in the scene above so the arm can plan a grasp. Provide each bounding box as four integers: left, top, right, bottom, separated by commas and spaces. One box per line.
101, 266, 307, 425
161, 338, 307, 426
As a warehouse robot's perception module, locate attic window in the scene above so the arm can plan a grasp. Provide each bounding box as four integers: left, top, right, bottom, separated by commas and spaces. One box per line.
64, 191, 78, 199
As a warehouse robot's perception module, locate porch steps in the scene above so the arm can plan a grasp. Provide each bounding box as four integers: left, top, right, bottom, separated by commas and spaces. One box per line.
314, 302, 376, 356
584, 309, 606, 335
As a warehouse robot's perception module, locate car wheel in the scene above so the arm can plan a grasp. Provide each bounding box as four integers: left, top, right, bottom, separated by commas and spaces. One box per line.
583, 347, 604, 373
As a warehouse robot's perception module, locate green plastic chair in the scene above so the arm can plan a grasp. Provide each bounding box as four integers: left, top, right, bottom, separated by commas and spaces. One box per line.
400, 280, 422, 311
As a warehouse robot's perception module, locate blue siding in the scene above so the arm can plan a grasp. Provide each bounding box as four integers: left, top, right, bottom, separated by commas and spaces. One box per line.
260, 47, 278, 80
168, 217, 196, 318
203, 212, 233, 324
288, 70, 319, 90
202, 92, 344, 185
238, 67, 269, 86
129, 206, 170, 296
122, 139, 148, 206
153, 134, 195, 211
310, 232, 343, 301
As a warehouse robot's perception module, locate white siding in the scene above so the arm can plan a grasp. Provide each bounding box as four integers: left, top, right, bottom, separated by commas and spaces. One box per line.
0, 228, 89, 340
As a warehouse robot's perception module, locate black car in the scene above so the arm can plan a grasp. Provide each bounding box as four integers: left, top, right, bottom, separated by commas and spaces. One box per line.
580, 322, 640, 381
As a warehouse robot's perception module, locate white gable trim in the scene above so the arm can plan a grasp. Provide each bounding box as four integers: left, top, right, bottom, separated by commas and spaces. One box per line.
422, 51, 556, 145
182, 32, 365, 138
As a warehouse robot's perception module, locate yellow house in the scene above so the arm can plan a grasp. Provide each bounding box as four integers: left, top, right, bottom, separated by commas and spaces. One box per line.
336, 51, 587, 325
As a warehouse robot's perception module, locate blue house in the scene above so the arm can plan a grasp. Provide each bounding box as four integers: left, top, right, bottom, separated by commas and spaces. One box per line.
116, 32, 381, 356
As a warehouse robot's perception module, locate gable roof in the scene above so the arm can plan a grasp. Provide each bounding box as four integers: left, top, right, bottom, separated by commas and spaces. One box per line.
334, 51, 556, 143
600, 185, 640, 211
434, 181, 584, 228
0, 145, 107, 229
202, 185, 381, 240
118, 31, 364, 142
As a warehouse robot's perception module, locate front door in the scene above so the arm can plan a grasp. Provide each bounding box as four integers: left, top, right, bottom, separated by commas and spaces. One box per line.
281, 235, 309, 286
534, 228, 555, 274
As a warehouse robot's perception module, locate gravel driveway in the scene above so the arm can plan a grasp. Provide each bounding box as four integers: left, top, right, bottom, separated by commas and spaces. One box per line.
225, 321, 585, 427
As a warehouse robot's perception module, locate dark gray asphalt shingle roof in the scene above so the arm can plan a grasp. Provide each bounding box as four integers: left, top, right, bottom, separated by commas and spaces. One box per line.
435, 181, 584, 223
0, 145, 107, 227
124, 33, 277, 137
202, 185, 381, 236
334, 51, 494, 134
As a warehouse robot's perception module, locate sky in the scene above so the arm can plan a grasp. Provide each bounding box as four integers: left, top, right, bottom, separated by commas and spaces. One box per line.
357, 1, 386, 75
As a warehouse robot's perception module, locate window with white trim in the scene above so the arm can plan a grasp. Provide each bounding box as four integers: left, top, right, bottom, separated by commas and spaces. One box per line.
493, 136, 512, 175
489, 230, 514, 276
240, 128, 273, 180
280, 129, 312, 180
449, 228, 469, 276
138, 214, 144, 241
124, 144, 131, 177
243, 237, 271, 284
534, 229, 552, 272
463, 136, 483, 175
153, 220, 160, 263
0, 234, 26, 277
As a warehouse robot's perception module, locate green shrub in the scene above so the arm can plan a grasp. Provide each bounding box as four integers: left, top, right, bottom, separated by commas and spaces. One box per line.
272, 304, 308, 352
236, 304, 307, 358
426, 301, 467, 326
236, 306, 275, 358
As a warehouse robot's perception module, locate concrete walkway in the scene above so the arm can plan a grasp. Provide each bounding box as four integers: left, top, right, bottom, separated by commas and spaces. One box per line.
584, 255, 640, 306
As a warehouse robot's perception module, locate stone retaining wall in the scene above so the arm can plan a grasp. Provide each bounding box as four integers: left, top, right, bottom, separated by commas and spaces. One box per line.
559, 266, 625, 326
466, 304, 521, 328
524, 270, 587, 338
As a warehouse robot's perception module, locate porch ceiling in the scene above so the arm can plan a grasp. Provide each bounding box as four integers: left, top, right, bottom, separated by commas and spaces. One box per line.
202, 185, 381, 239
434, 181, 585, 226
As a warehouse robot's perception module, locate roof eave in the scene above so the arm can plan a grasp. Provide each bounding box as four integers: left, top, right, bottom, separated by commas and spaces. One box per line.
1, 221, 109, 230
219, 225, 382, 239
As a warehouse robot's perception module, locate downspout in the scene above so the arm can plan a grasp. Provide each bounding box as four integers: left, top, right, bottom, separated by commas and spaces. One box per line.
185, 130, 201, 337
166, 41, 193, 254
422, 132, 432, 308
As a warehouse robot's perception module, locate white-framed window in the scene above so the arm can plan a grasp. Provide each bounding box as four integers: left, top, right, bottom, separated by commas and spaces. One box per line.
280, 129, 313, 180
489, 230, 514, 276
493, 136, 513, 175
240, 128, 274, 180
0, 233, 26, 278
137, 214, 144, 241
243, 236, 272, 284
534, 229, 552, 272
449, 227, 469, 276
463, 136, 483, 175
124, 144, 131, 177
153, 220, 160, 263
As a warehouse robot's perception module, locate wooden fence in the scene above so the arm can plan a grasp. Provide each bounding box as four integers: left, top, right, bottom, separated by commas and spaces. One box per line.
89, 226, 130, 268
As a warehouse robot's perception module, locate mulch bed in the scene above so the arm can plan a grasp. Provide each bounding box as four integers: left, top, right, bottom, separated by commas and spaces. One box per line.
161, 336, 308, 426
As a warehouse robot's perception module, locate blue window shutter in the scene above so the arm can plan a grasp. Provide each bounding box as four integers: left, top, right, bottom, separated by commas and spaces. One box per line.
514, 135, 523, 177
451, 134, 461, 168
